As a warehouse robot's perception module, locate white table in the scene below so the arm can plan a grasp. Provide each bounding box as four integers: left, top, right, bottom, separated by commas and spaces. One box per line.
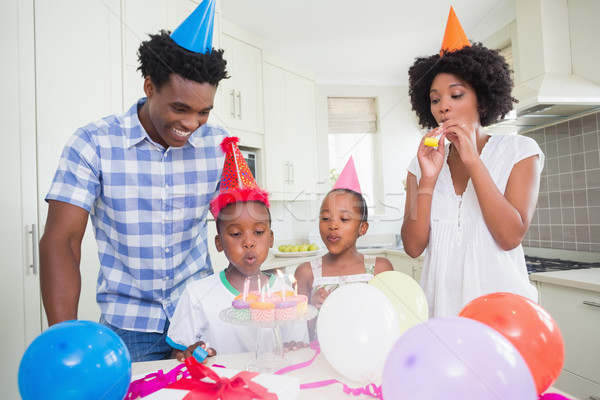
132, 348, 579, 399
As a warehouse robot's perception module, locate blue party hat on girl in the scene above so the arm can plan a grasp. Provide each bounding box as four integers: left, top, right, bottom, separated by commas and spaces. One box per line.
171, 0, 216, 54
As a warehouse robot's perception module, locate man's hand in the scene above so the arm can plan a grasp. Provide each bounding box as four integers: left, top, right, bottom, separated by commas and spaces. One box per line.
172, 341, 216, 363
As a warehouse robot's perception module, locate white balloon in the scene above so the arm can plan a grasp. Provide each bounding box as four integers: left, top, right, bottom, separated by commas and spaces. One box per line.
316, 283, 400, 383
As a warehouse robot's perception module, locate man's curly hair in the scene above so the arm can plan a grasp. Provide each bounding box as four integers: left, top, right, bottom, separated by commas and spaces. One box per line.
408, 43, 516, 129
137, 30, 229, 90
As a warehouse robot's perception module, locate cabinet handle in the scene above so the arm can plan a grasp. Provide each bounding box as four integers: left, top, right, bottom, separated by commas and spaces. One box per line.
230, 90, 236, 117
236, 91, 242, 119
29, 224, 39, 275
290, 161, 294, 184
583, 301, 600, 308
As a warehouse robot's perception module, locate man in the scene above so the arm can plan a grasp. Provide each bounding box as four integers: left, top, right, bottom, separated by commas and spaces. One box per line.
39, 1, 229, 362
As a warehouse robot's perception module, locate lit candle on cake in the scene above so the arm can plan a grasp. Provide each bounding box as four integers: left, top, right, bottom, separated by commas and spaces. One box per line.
290, 275, 297, 296
243, 276, 250, 301
276, 270, 286, 301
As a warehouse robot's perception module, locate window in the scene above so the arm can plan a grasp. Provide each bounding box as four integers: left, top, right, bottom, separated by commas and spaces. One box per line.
327, 97, 382, 214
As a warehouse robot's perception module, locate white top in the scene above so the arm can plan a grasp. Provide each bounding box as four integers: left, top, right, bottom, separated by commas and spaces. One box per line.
310, 255, 376, 295
167, 271, 309, 355
408, 134, 544, 317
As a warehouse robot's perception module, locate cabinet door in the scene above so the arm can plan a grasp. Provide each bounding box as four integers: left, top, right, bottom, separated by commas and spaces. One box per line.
218, 34, 264, 135
263, 63, 319, 200
283, 72, 318, 196
539, 282, 600, 399
1, 0, 40, 397
263, 63, 287, 194
35, 0, 123, 324
386, 252, 422, 281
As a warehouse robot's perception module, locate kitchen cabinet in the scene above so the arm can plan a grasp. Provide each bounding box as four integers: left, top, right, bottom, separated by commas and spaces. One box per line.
385, 251, 424, 282
263, 61, 319, 200
218, 32, 264, 141
533, 271, 600, 399
1, 1, 40, 398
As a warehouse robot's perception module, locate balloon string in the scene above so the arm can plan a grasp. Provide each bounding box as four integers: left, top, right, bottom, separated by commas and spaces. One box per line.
274, 340, 321, 375
273, 341, 382, 399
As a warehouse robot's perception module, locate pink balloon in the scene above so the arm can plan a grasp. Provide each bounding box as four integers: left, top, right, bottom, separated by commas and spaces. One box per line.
382, 317, 537, 399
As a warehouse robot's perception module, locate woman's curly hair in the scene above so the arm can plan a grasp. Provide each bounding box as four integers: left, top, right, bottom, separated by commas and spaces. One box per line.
137, 30, 229, 90
408, 43, 516, 129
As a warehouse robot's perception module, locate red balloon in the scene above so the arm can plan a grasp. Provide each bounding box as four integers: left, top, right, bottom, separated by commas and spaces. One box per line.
459, 292, 564, 395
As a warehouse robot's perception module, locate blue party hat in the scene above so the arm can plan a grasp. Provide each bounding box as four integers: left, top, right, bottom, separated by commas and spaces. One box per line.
171, 0, 216, 54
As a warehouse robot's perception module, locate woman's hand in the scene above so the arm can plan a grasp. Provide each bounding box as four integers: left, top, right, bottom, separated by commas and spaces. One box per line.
173, 341, 216, 363
417, 126, 447, 181
439, 119, 480, 166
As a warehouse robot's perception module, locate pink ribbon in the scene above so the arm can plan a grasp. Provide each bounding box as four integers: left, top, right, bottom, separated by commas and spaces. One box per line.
539, 393, 571, 400
125, 363, 189, 399
274, 341, 383, 399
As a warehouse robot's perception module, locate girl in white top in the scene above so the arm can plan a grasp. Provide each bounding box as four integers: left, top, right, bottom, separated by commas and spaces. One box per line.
401, 41, 543, 317
295, 188, 393, 339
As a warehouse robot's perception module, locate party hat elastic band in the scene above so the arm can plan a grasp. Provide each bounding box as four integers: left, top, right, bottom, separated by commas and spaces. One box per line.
171, 0, 216, 54
439, 6, 470, 56
209, 137, 269, 218
332, 156, 362, 193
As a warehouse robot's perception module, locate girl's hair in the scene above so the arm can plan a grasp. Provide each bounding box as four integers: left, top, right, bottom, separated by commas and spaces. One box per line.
137, 30, 229, 90
408, 43, 516, 129
328, 189, 368, 222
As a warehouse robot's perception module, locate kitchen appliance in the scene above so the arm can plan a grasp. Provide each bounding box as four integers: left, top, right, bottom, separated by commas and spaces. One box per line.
525, 256, 600, 274
486, 0, 600, 134
239, 148, 258, 181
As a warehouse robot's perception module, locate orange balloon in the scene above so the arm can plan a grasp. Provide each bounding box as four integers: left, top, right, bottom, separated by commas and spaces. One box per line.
459, 292, 564, 395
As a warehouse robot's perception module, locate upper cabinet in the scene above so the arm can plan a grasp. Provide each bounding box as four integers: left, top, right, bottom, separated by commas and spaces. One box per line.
263, 59, 319, 200
216, 31, 264, 143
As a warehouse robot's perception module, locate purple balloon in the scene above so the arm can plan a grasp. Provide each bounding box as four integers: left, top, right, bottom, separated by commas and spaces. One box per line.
382, 317, 537, 399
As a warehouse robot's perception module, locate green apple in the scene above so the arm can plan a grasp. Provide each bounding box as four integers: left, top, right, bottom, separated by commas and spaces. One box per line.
299, 244, 309, 252
290, 245, 300, 252
278, 245, 289, 252
308, 243, 319, 251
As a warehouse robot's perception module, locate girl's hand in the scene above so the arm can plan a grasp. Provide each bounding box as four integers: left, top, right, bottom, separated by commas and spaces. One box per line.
174, 341, 216, 363
417, 126, 447, 181
439, 120, 479, 166
310, 287, 330, 310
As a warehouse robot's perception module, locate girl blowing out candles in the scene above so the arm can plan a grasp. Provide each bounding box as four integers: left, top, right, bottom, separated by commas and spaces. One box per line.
401, 7, 543, 317
295, 157, 393, 339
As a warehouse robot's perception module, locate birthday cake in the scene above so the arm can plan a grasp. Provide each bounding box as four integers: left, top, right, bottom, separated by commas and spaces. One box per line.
232, 291, 308, 322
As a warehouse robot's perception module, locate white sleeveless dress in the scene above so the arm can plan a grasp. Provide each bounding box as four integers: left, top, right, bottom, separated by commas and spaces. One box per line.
407, 134, 543, 317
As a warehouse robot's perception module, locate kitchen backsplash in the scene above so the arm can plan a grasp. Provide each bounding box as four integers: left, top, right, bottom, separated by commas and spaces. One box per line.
522, 111, 600, 252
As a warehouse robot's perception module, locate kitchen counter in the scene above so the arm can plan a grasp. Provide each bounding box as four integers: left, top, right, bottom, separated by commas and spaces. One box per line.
529, 268, 600, 293
260, 247, 420, 273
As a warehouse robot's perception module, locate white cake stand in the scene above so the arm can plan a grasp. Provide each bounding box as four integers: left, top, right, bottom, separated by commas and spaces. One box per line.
219, 305, 318, 373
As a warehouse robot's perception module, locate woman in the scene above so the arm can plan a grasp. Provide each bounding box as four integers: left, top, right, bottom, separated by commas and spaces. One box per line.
401, 15, 543, 317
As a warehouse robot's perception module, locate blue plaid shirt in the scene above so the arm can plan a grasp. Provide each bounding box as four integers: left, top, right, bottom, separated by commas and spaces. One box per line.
46, 98, 228, 333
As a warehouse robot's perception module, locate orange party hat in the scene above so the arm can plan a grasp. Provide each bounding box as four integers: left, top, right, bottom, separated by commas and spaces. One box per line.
440, 7, 470, 56
332, 156, 362, 193
209, 137, 269, 218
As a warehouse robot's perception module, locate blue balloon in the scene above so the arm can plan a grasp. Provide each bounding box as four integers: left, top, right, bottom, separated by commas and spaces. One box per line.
18, 320, 131, 400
